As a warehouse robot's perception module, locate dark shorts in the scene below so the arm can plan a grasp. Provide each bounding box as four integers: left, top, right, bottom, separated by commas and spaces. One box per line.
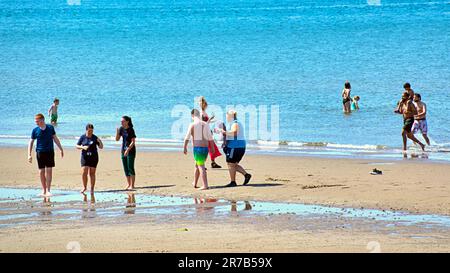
224, 147, 246, 163
36, 151, 55, 169
403, 118, 414, 133
81, 153, 99, 168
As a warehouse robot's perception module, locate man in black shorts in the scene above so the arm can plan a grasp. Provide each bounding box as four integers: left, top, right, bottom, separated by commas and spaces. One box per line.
28, 113, 64, 197
395, 92, 425, 152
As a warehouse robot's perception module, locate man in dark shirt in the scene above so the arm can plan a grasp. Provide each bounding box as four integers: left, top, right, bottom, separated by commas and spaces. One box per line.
28, 113, 64, 197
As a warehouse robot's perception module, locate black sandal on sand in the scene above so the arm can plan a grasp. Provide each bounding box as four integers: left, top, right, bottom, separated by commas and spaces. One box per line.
370, 168, 383, 175
211, 162, 222, 168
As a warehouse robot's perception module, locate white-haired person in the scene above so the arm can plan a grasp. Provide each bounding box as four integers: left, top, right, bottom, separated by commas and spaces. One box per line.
220, 110, 252, 187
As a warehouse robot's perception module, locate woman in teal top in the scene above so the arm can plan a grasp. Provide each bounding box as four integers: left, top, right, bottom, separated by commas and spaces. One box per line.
221, 110, 252, 187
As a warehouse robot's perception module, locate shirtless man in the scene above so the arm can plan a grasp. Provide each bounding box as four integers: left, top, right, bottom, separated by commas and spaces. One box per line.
183, 109, 216, 190
395, 92, 425, 152
412, 93, 430, 146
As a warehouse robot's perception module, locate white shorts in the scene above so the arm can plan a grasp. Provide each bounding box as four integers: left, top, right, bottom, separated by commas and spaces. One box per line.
412, 119, 428, 135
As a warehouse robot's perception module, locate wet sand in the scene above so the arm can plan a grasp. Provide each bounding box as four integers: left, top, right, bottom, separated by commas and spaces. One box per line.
1, 147, 449, 252
1, 147, 449, 215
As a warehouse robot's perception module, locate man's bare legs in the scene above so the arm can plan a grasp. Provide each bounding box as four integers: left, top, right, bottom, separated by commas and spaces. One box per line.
227, 163, 237, 182
227, 162, 250, 186
45, 167, 52, 196
192, 165, 200, 188
423, 134, 431, 146
403, 130, 425, 151
407, 132, 425, 151
235, 164, 247, 176
81, 167, 89, 193
198, 164, 209, 190
39, 169, 46, 196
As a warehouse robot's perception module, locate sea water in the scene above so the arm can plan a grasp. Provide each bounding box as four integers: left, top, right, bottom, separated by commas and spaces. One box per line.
1, 0, 449, 159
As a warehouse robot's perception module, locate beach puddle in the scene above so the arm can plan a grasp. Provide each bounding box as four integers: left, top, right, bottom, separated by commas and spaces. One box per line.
1, 187, 450, 231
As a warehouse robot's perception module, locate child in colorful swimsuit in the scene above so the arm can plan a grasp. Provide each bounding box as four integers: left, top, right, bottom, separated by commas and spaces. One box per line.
183, 109, 216, 190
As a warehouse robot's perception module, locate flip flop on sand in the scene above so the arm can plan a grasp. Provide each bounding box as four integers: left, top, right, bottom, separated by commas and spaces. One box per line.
370, 168, 383, 175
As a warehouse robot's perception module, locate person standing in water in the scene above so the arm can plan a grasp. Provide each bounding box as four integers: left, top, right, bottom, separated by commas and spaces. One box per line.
199, 96, 222, 168
183, 109, 216, 190
412, 93, 431, 146
220, 110, 252, 187
28, 113, 64, 197
341, 81, 352, 113
76, 124, 103, 193
48, 98, 60, 125
116, 116, 137, 190
395, 92, 425, 152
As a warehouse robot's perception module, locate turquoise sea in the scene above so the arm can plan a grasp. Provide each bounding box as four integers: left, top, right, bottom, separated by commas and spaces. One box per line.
1, 0, 449, 160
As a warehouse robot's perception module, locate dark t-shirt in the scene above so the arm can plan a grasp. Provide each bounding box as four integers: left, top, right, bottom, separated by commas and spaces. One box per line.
119, 127, 136, 155
31, 124, 56, 152
77, 134, 99, 156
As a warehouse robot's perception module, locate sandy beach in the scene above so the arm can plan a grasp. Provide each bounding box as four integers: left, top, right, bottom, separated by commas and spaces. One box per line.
1, 147, 449, 252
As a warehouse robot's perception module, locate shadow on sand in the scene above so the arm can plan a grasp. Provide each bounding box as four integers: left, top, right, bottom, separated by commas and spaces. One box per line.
96, 185, 175, 193
208, 183, 283, 190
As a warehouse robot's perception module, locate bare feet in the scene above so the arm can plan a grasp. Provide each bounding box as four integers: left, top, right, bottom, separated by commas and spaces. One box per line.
80, 188, 87, 194
420, 143, 425, 151
192, 182, 199, 189
45, 192, 53, 197
198, 187, 209, 191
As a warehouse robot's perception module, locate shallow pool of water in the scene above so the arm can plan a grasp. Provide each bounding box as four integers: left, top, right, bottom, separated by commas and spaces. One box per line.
1, 187, 449, 230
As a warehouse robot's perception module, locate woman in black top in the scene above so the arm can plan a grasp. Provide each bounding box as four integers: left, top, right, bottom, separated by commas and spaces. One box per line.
76, 124, 103, 193
115, 116, 137, 190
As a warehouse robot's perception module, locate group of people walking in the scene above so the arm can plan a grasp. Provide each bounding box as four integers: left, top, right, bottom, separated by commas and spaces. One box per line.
27, 97, 251, 196
394, 82, 430, 152
27, 85, 430, 197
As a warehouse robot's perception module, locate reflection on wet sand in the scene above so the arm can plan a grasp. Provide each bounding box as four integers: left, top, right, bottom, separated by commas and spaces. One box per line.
231, 201, 252, 212
41, 196, 52, 216
403, 152, 429, 159
82, 192, 97, 218
1, 187, 450, 232
125, 193, 136, 215
194, 198, 253, 214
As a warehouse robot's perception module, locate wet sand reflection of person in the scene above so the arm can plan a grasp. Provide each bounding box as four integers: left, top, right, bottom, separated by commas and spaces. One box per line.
40, 196, 52, 216
82, 192, 96, 218
125, 192, 136, 215
194, 198, 218, 213
194, 198, 252, 214
231, 201, 252, 213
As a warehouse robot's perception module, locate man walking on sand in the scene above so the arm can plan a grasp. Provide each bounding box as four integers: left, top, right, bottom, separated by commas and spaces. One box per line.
395, 92, 425, 152
28, 113, 64, 197
412, 93, 431, 146
183, 109, 216, 190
